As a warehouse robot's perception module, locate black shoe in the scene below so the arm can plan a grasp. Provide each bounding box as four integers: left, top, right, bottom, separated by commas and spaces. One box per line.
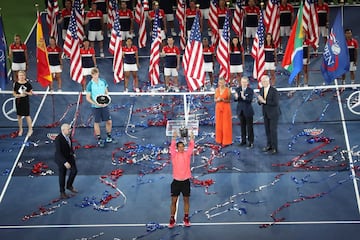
239, 142, 246, 146
247, 143, 254, 149
270, 149, 278, 155
60, 192, 69, 199
67, 187, 78, 193
262, 146, 272, 152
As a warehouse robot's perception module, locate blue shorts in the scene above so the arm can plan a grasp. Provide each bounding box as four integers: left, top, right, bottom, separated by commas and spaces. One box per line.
92, 107, 111, 123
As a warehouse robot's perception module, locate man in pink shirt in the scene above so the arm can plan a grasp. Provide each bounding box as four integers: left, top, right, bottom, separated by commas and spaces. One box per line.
168, 130, 195, 228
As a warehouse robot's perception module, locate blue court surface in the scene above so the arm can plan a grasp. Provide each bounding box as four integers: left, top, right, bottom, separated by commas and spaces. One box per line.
1, 5, 360, 240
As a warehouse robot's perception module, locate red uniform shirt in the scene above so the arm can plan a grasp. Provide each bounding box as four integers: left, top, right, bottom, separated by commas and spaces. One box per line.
60, 8, 72, 29
244, 6, 260, 27
217, 7, 228, 29
86, 10, 103, 31
203, 45, 215, 63
122, 45, 138, 64
47, 45, 62, 66
347, 38, 359, 62
10, 43, 27, 63
185, 8, 201, 31
119, 9, 134, 31
80, 47, 96, 68
279, 3, 294, 27
163, 45, 180, 68
316, 3, 329, 27
148, 9, 166, 30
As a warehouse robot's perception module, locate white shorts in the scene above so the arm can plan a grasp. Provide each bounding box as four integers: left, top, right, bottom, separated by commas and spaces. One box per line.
12, 63, 26, 71
319, 26, 328, 37
280, 26, 291, 37
102, 14, 108, 24
160, 30, 166, 40
88, 31, 104, 41
164, 67, 178, 77
166, 13, 174, 22
204, 62, 213, 72
187, 30, 191, 38
350, 61, 357, 72
245, 27, 257, 38
230, 65, 243, 73
50, 65, 62, 73
62, 29, 67, 40
303, 58, 309, 65
265, 62, 276, 71
83, 67, 93, 76
121, 31, 133, 40
201, 8, 209, 19
124, 63, 138, 72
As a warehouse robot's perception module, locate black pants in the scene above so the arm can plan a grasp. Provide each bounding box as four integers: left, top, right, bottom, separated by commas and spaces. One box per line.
239, 113, 254, 144
264, 115, 278, 151
57, 160, 77, 193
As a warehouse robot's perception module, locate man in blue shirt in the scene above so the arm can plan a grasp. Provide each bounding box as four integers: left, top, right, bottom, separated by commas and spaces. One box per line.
85, 68, 114, 147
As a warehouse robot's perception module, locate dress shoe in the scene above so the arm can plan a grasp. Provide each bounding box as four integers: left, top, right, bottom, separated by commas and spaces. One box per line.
239, 142, 247, 146
60, 192, 69, 199
262, 146, 272, 152
247, 143, 254, 149
67, 187, 78, 193
270, 149, 278, 155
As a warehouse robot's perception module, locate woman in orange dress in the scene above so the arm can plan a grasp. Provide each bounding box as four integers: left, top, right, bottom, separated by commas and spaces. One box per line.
214, 78, 232, 146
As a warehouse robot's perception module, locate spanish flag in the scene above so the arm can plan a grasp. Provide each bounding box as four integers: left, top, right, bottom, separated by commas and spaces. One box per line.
36, 12, 52, 88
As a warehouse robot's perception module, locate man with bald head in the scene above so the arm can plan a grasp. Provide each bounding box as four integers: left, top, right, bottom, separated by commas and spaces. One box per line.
257, 75, 280, 154
54, 123, 78, 199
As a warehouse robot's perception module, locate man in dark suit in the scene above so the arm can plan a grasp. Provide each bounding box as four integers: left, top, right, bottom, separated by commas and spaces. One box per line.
54, 123, 78, 199
234, 76, 254, 148
257, 75, 280, 154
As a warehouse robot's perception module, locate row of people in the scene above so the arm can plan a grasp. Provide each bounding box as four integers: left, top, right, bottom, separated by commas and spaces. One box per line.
8, 26, 358, 93
54, 0, 330, 54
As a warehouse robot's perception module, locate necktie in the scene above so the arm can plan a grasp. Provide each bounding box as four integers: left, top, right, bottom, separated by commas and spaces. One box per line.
65, 136, 71, 147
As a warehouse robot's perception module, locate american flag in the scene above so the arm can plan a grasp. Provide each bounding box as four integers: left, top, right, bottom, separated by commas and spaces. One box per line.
176, 0, 186, 50
107, 0, 116, 30
76, 0, 85, 42
46, 0, 59, 42
216, 11, 230, 82
109, 2, 124, 83
149, 10, 161, 86
183, 11, 205, 91
143, 0, 149, 11
264, 0, 280, 47
63, 0, 83, 83
232, 0, 244, 43
303, 0, 319, 49
135, 0, 147, 48
251, 9, 265, 84
209, 0, 219, 45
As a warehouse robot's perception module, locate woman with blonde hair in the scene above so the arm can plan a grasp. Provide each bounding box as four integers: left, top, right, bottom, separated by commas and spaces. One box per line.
214, 78, 232, 146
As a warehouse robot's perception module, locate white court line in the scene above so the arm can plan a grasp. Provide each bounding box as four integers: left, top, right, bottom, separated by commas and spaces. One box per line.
0, 221, 360, 229
334, 79, 360, 215
0, 88, 50, 203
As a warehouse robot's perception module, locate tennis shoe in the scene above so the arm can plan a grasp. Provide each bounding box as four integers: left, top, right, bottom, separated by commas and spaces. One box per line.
97, 139, 105, 147
168, 217, 176, 228
183, 216, 191, 227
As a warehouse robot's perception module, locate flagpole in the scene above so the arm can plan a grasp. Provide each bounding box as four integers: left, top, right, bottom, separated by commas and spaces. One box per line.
340, 0, 344, 26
